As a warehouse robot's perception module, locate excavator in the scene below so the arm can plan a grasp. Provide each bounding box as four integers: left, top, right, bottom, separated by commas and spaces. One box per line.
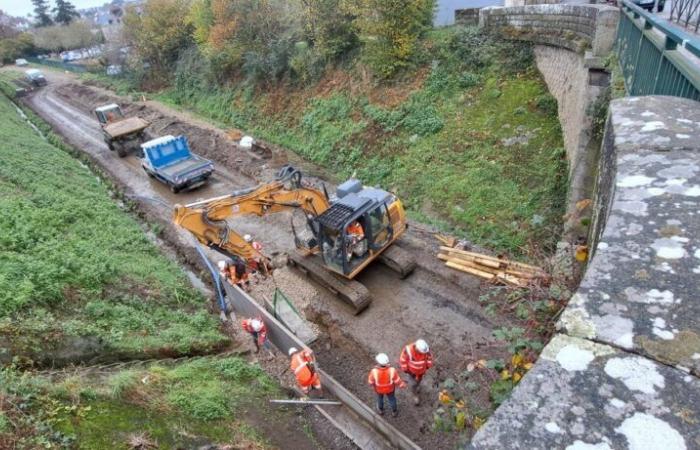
173, 166, 416, 313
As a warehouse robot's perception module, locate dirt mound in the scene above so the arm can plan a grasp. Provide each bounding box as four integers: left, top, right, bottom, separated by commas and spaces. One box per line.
56, 82, 303, 183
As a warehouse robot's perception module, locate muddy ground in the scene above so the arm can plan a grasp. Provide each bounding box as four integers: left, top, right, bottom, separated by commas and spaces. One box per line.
21, 71, 523, 449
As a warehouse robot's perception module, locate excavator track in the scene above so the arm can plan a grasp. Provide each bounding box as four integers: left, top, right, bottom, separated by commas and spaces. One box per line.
287, 253, 371, 314
378, 244, 417, 279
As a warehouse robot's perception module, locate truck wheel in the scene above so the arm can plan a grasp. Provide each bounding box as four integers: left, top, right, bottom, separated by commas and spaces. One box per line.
171, 185, 181, 194
105, 139, 115, 151
116, 146, 128, 158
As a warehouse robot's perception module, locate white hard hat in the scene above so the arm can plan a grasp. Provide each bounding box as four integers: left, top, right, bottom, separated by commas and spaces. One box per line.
415, 339, 429, 354
244, 234, 253, 242
218, 260, 226, 270
288, 347, 298, 356
251, 319, 263, 332
375, 353, 389, 366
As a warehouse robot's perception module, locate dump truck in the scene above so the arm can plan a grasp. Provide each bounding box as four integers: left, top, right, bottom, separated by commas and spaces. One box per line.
94, 103, 149, 157
141, 135, 214, 193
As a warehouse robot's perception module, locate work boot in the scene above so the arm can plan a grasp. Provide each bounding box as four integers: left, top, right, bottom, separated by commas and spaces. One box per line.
392, 409, 399, 418
376, 407, 384, 416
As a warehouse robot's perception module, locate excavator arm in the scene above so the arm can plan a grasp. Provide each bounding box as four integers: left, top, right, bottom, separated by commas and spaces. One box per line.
173, 167, 330, 269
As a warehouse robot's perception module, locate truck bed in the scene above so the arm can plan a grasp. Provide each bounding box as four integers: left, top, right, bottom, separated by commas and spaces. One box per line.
104, 117, 149, 139
157, 155, 210, 180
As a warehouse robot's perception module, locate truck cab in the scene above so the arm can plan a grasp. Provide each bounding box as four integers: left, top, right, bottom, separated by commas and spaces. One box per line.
141, 135, 214, 193
95, 103, 124, 124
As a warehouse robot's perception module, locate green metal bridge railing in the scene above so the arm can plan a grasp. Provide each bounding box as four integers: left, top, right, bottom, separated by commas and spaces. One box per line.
618, 0, 700, 100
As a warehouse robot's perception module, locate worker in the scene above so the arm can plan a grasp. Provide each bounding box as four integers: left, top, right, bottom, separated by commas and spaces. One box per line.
346, 220, 367, 259
231, 258, 251, 291
241, 317, 269, 353
368, 353, 406, 417
288, 347, 322, 397
347, 220, 364, 239
243, 234, 264, 275
244, 233, 264, 252
399, 339, 433, 405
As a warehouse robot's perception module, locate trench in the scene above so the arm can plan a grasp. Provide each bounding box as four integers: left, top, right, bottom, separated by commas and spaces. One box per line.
6, 60, 599, 447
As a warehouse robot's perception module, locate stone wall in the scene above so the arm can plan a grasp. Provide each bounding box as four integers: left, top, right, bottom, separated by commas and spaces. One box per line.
469, 95, 700, 450
454, 8, 481, 26
479, 4, 619, 57
503, 0, 559, 7
475, 3, 619, 239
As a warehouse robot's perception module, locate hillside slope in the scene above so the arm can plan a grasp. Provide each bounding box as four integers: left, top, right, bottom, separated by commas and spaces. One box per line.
152, 27, 568, 253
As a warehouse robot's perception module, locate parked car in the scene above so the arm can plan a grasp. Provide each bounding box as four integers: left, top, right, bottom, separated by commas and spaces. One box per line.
15, 58, 28, 66
106, 65, 122, 76
141, 135, 214, 193
25, 69, 47, 87
632, 0, 665, 12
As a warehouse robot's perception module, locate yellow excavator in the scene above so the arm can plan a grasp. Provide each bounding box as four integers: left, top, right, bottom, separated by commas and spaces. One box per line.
173, 166, 416, 313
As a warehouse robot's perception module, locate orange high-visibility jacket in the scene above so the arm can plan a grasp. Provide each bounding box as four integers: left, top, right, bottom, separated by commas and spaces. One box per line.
290, 350, 318, 387
347, 221, 364, 238
241, 318, 267, 346
399, 343, 433, 376
368, 366, 406, 394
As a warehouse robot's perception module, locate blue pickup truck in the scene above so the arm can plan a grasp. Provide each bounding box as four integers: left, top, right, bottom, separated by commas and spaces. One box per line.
141, 135, 214, 193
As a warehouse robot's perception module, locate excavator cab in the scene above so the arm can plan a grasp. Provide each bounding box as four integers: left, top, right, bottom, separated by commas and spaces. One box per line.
313, 179, 396, 278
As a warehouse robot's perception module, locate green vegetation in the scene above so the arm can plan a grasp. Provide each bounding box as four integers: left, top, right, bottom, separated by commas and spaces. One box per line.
0, 357, 292, 449
85, 0, 567, 253
155, 27, 567, 252
0, 91, 227, 364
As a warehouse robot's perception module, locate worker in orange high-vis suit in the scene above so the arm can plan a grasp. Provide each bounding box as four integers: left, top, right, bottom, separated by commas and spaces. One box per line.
288, 347, 323, 397
399, 339, 433, 405
368, 353, 406, 417
241, 317, 269, 353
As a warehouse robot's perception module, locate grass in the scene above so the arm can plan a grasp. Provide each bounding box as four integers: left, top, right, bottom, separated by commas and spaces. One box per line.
149, 27, 568, 254
0, 357, 294, 449
0, 89, 228, 364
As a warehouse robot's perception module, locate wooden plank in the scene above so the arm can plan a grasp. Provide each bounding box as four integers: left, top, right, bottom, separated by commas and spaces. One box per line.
438, 249, 503, 269
435, 234, 456, 247
443, 259, 527, 287
439, 246, 545, 274
445, 260, 496, 280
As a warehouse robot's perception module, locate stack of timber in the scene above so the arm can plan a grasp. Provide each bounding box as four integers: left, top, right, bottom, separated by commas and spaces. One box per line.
438, 246, 548, 287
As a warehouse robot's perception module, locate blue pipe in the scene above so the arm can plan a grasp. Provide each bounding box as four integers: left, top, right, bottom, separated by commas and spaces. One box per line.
194, 243, 228, 314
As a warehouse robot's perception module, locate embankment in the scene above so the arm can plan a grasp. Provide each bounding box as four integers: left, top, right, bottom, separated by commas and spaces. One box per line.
470, 96, 700, 449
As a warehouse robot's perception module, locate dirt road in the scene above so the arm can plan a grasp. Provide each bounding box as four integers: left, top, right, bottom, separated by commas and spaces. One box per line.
22, 70, 517, 448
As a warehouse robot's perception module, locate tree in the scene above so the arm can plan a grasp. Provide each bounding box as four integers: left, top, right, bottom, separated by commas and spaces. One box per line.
300, 0, 358, 60
31, 0, 53, 27
53, 0, 80, 25
33, 21, 98, 52
351, 0, 436, 77
123, 0, 194, 74
0, 33, 35, 63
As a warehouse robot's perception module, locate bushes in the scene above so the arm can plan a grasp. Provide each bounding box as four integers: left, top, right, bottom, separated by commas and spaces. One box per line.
0, 33, 34, 64
351, 0, 436, 77
534, 93, 558, 115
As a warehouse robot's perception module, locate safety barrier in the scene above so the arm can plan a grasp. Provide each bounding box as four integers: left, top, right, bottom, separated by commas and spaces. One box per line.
220, 280, 421, 450
617, 0, 700, 99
